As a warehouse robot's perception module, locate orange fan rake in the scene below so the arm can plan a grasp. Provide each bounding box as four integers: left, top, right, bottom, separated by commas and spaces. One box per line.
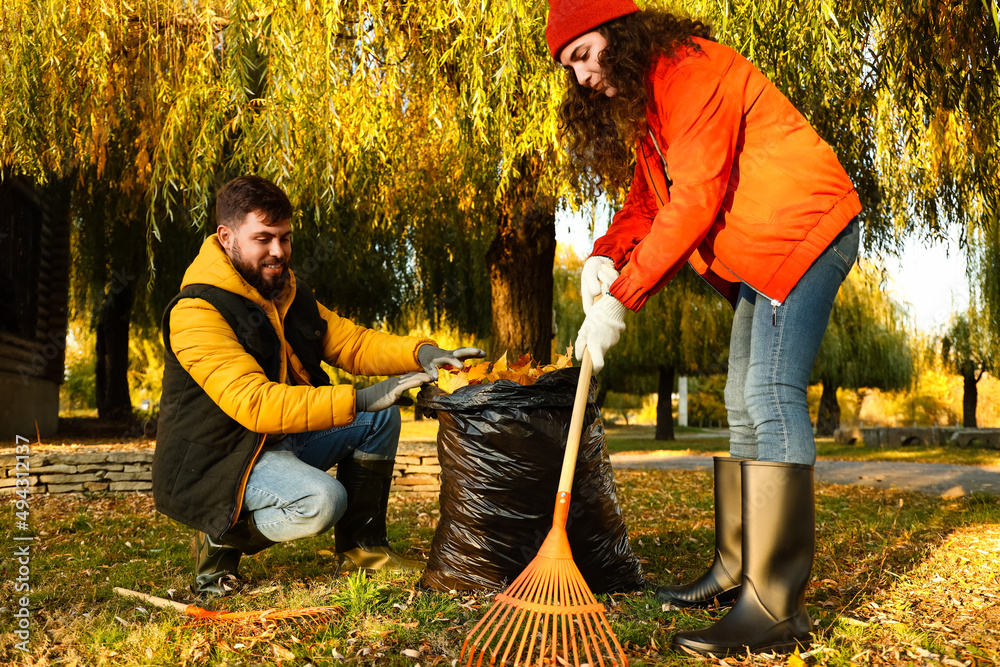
461, 348, 627, 667
113, 587, 340, 627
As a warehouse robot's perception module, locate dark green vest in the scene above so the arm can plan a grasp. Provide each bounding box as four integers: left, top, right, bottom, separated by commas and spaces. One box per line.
152, 281, 330, 540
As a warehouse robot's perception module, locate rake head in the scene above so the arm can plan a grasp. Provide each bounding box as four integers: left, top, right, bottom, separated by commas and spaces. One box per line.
461, 494, 627, 667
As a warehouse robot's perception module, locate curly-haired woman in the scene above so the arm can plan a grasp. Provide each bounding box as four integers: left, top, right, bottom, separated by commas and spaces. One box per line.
545, 0, 861, 657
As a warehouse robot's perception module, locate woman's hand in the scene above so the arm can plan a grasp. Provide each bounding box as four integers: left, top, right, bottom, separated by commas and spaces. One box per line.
575, 295, 628, 373
581, 256, 619, 315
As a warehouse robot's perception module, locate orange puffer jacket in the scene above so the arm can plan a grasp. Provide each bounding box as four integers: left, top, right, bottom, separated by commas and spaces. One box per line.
593, 37, 862, 310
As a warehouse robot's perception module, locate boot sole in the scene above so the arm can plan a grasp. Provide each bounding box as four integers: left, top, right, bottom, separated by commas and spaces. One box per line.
656, 586, 741, 609
671, 636, 807, 658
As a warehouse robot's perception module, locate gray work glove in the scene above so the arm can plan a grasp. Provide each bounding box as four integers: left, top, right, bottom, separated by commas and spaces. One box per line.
417, 345, 486, 380
355, 372, 432, 412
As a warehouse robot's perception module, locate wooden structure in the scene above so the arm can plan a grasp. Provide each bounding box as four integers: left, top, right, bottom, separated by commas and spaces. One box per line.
0, 175, 71, 437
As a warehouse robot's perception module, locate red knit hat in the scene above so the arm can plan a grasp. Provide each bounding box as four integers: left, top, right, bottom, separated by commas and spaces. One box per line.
545, 0, 640, 61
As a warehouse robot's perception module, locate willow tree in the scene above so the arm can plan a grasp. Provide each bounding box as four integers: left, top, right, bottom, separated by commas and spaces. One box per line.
941, 310, 994, 428
4, 0, 998, 398
811, 265, 914, 434
1, 0, 500, 419
1, 1, 210, 419
1, 1, 563, 363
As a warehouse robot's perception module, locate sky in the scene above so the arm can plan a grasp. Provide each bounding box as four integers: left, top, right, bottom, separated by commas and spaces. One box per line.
554, 209, 971, 335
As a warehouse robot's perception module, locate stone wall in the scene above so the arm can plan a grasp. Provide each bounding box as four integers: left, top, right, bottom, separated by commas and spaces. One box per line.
0, 443, 442, 497
834, 426, 1000, 449
390, 445, 442, 497
0, 450, 155, 495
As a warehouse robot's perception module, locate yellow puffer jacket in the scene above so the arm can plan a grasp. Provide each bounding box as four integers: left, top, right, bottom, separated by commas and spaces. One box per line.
169, 235, 434, 434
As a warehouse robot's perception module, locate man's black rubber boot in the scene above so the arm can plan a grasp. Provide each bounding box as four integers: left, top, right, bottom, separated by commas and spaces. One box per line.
193, 513, 275, 597
193, 532, 243, 597
334, 457, 424, 574
671, 461, 815, 658
657, 456, 743, 608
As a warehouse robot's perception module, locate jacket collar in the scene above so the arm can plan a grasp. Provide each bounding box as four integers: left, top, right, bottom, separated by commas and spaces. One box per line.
181, 235, 297, 317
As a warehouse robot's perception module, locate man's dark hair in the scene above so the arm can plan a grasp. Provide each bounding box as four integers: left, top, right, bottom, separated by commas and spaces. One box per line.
216, 175, 293, 228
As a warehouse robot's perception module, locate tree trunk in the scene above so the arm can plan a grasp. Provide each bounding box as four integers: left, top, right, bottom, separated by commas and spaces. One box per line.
95, 282, 134, 422
487, 155, 556, 363
655, 364, 675, 441
962, 371, 978, 428
816, 378, 840, 436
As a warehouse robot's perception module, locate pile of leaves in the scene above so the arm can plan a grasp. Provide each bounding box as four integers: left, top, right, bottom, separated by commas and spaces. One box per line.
435, 348, 574, 394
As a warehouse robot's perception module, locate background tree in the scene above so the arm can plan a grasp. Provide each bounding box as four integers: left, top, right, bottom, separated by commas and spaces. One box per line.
555, 256, 732, 441
972, 222, 1000, 363
811, 265, 915, 435
614, 268, 733, 440
941, 309, 994, 428
552, 242, 585, 360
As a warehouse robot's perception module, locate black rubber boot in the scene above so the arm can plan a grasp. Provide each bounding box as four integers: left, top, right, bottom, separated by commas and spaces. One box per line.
657, 456, 743, 608
193, 513, 275, 597
333, 457, 424, 574
193, 532, 243, 597
671, 461, 815, 658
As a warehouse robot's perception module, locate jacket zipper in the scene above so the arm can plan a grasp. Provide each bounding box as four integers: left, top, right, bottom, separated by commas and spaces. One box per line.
639, 139, 670, 208
229, 433, 267, 529
714, 256, 783, 324
647, 129, 672, 186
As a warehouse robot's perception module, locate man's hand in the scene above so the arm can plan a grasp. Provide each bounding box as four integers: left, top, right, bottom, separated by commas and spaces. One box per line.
581, 256, 619, 315
574, 295, 628, 373
417, 345, 486, 380
355, 372, 433, 412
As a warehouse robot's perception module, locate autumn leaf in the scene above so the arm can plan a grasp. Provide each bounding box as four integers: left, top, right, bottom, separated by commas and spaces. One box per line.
493, 370, 534, 386
434, 350, 574, 394
493, 351, 509, 373
787, 650, 807, 667
553, 346, 573, 368
273, 644, 295, 661
464, 360, 491, 383
510, 353, 532, 371
437, 370, 469, 394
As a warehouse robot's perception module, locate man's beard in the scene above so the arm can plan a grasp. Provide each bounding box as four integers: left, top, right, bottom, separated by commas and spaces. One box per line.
230, 243, 290, 301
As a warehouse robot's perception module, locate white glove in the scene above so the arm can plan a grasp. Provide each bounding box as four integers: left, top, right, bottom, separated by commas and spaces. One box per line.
574, 296, 628, 373
581, 256, 619, 315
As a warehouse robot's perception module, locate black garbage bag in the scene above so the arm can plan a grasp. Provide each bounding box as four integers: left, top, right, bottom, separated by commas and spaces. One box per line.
416, 367, 645, 594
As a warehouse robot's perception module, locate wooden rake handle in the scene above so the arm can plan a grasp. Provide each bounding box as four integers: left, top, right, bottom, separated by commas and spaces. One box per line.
557, 346, 594, 495
114, 587, 218, 618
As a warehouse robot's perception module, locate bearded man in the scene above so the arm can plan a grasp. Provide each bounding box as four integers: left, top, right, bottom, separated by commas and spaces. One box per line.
153, 175, 482, 596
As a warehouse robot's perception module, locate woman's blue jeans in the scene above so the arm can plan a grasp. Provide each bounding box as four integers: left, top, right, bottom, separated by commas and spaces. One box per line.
726, 218, 859, 465
241, 407, 400, 542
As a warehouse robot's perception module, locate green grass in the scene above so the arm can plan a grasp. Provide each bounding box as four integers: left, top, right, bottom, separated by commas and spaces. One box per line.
3, 473, 997, 666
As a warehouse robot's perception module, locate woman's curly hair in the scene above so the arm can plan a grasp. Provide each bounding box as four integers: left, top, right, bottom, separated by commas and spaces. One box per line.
558, 9, 713, 194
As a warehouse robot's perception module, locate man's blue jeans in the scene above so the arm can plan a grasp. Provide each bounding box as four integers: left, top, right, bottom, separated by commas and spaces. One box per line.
241, 407, 400, 542
726, 218, 859, 465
